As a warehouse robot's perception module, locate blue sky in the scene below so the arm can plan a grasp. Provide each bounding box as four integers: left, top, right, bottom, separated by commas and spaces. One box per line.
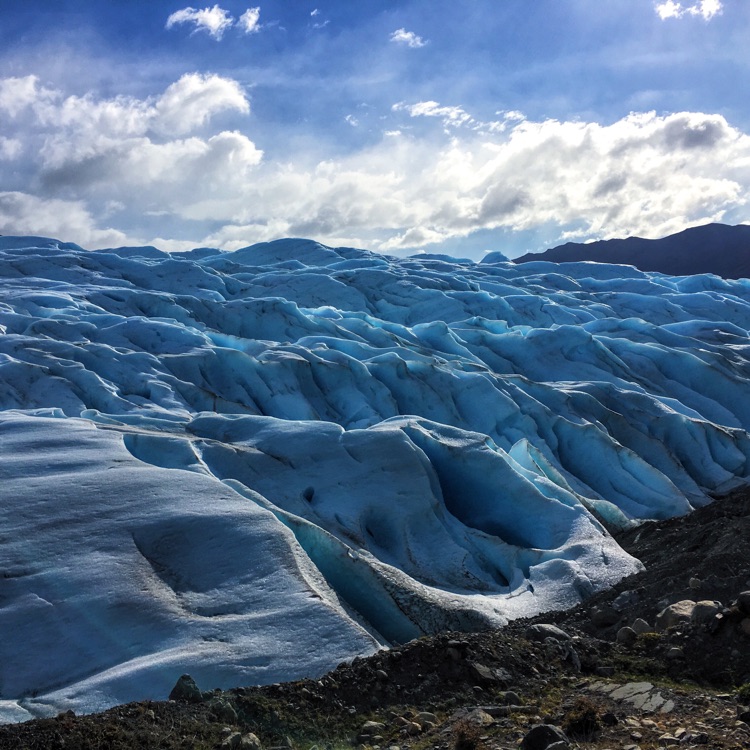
0, 0, 748, 258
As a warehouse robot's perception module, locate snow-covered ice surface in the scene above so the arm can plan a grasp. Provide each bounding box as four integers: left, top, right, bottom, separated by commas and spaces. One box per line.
2, 236, 750, 721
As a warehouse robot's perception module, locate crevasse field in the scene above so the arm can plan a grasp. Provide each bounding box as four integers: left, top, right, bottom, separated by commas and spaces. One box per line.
2, 235, 750, 722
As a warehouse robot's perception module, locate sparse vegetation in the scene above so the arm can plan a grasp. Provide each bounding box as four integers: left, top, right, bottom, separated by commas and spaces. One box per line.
638, 631, 663, 644
561, 696, 602, 740
452, 718, 485, 750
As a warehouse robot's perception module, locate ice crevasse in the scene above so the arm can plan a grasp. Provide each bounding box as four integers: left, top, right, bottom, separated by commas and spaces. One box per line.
1, 235, 750, 721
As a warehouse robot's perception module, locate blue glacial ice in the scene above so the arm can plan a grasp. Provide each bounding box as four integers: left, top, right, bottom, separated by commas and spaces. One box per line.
1, 236, 750, 720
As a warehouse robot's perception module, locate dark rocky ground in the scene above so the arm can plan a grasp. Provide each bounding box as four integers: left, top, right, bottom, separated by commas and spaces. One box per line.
3, 488, 750, 750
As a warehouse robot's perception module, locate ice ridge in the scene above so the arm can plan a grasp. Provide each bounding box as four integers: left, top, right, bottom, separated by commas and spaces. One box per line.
1, 236, 750, 721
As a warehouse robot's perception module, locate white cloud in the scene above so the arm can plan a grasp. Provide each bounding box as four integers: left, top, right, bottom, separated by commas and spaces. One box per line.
34, 126, 263, 214
0, 137, 22, 160
497, 110, 526, 122
393, 101, 474, 128
309, 7, 328, 28
655, 0, 722, 20
205, 107, 747, 253
120, 131, 263, 193
390, 28, 427, 48
656, 0, 684, 18
0, 74, 259, 225
345, 114, 359, 127
154, 73, 250, 135
367, 108, 746, 249
0, 192, 129, 246
0, 75, 55, 118
238, 7, 261, 34
166, 5, 234, 39
0, 73, 250, 143
2, 73, 750, 256
380, 226, 448, 250
393, 101, 529, 135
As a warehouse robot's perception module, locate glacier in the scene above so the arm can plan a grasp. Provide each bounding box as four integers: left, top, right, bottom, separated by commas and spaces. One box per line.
2, 235, 750, 721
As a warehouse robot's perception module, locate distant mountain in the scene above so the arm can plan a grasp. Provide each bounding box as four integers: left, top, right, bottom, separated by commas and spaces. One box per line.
513, 223, 750, 278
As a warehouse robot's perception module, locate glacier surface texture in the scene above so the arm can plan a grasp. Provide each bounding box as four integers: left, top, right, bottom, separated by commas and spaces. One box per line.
2, 236, 750, 720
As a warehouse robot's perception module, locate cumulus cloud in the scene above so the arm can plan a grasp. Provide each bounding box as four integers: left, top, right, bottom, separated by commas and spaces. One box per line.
365, 109, 747, 249
0, 192, 129, 246
0, 73, 250, 141
0, 74, 260, 235
655, 0, 722, 20
380, 227, 448, 250
154, 73, 250, 135
207, 108, 747, 253
166, 5, 234, 39
118, 131, 263, 191
0, 75, 55, 117
2, 73, 749, 255
238, 7, 261, 34
390, 28, 427, 48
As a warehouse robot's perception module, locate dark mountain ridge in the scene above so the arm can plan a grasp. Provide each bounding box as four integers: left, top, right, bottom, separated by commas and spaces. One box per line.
514, 223, 750, 279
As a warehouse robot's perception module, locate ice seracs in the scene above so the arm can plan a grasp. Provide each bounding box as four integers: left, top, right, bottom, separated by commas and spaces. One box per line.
2, 235, 750, 721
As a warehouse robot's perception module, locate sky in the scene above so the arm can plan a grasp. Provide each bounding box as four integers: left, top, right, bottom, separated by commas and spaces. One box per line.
0, 0, 749, 259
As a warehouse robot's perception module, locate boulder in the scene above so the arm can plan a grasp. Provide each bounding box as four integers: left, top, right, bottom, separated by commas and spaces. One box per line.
691, 600, 722, 624
590, 605, 620, 627
737, 591, 750, 615
240, 733, 263, 750
207, 697, 238, 724
405, 721, 422, 735
499, 690, 522, 705
465, 708, 495, 727
221, 733, 262, 750
655, 600, 696, 630
469, 662, 510, 684
658, 734, 681, 746
631, 618, 653, 634
616, 626, 637, 645
361, 720, 386, 733
525, 624, 571, 642
168, 674, 203, 704
521, 724, 569, 750
415, 711, 437, 727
